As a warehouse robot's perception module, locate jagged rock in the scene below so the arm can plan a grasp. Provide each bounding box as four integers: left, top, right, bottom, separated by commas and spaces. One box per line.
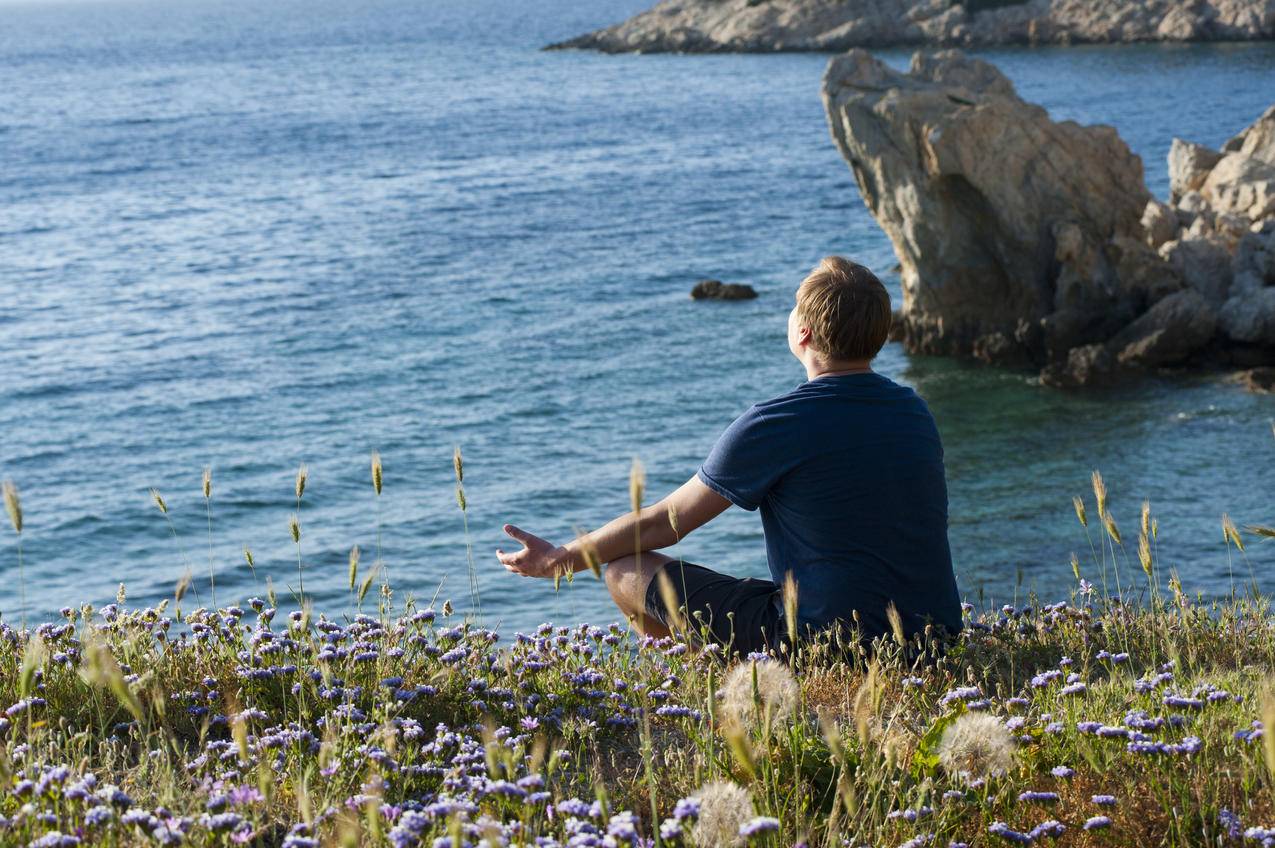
690, 279, 758, 300
1225, 106, 1275, 162
1158, 235, 1234, 303
1168, 139, 1223, 202
549, 0, 1275, 53
1169, 120, 1275, 352
1199, 153, 1275, 221
1039, 343, 1115, 388
1112, 234, 1184, 306
1110, 289, 1218, 367
822, 49, 1152, 370
1219, 225, 1275, 343
1241, 366, 1275, 392
1141, 200, 1179, 248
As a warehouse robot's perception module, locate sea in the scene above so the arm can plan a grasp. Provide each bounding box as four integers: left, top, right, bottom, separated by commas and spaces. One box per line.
1, 0, 1273, 634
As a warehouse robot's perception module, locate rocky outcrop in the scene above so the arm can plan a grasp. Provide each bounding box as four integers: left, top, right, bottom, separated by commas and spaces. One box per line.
1160, 107, 1275, 356
549, 0, 1275, 53
1241, 366, 1275, 392
690, 279, 759, 300
821, 50, 1275, 385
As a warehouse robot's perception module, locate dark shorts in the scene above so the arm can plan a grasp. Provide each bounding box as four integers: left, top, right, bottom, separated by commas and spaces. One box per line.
643, 560, 785, 658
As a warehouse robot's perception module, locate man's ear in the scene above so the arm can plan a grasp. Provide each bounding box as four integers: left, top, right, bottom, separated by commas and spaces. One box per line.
796, 325, 813, 349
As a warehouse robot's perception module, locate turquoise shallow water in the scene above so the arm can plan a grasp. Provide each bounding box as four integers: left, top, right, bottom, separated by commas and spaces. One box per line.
1, 0, 1273, 633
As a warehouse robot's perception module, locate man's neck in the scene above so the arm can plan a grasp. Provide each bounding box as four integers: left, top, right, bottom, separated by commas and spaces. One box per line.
805, 358, 873, 381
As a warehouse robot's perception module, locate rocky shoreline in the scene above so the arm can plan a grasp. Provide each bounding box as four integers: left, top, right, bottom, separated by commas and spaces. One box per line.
823, 50, 1275, 387
549, 0, 1275, 54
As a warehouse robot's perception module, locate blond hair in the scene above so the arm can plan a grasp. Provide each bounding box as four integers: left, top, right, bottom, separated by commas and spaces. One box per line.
796, 256, 891, 361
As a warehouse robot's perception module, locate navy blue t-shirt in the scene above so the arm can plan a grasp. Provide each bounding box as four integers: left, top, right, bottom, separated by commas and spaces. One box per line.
697, 371, 961, 643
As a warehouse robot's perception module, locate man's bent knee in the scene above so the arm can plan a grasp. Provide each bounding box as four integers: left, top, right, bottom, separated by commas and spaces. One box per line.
605, 552, 672, 620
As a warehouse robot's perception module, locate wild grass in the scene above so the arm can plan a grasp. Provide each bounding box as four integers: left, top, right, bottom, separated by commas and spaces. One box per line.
0, 465, 1272, 848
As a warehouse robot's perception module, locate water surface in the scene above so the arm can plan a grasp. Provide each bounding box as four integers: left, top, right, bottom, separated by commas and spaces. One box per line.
1, 0, 1273, 632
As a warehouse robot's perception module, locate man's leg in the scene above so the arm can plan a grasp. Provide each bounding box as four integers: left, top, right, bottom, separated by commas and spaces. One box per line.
604, 552, 674, 638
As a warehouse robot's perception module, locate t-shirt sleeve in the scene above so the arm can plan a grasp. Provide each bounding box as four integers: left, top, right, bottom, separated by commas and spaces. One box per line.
697, 405, 786, 511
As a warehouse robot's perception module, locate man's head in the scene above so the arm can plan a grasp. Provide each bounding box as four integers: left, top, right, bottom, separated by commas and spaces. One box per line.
787, 256, 891, 366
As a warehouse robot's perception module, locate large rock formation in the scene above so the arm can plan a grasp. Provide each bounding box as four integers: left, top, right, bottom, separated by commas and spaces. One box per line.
549, 0, 1275, 53
820, 50, 1275, 385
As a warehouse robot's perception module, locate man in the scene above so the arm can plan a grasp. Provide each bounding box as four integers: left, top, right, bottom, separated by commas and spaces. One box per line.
496, 256, 962, 656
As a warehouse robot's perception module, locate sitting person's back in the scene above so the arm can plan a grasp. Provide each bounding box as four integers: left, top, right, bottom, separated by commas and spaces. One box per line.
698, 369, 962, 645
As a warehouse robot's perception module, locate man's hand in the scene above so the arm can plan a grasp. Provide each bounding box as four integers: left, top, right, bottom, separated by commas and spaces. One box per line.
496, 524, 569, 579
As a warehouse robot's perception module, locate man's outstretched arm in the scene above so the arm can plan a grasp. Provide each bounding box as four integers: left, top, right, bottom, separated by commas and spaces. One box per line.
496, 474, 731, 579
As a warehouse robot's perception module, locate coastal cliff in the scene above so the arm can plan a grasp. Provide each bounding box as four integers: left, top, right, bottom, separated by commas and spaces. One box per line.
548, 0, 1275, 53
821, 49, 1275, 386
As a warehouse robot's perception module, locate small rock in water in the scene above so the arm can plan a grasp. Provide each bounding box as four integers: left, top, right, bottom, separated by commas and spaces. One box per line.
1241, 366, 1275, 393
690, 279, 757, 301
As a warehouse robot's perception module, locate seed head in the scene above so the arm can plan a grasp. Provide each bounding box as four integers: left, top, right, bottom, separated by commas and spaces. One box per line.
1140, 500, 1150, 537
150, 488, 168, 515
1072, 496, 1086, 528
3, 480, 21, 534
1090, 471, 1107, 519
452, 446, 463, 484
719, 659, 799, 731
202, 467, 212, 500
358, 567, 377, 605
1138, 533, 1153, 578
1222, 514, 1244, 552
289, 514, 301, 544
295, 464, 308, 500
936, 712, 1015, 782
781, 572, 798, 647
1103, 513, 1121, 545
1070, 552, 1081, 582
174, 571, 191, 603
886, 601, 905, 646
629, 458, 645, 514
349, 546, 360, 590
690, 781, 754, 848
371, 452, 383, 496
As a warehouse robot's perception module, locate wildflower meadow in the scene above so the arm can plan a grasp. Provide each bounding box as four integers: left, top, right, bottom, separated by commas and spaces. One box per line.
1, 464, 1274, 848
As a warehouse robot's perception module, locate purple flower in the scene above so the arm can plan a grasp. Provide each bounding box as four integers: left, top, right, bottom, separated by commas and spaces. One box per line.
1219, 809, 1243, 839
739, 817, 780, 837
555, 799, 593, 818
1244, 827, 1275, 845
1050, 766, 1074, 778
987, 822, 1033, 844
1083, 816, 1112, 831
1029, 820, 1065, 840
1091, 795, 1118, 806
939, 687, 982, 706
1163, 695, 1204, 710
673, 797, 700, 821
1018, 791, 1060, 804
899, 835, 933, 848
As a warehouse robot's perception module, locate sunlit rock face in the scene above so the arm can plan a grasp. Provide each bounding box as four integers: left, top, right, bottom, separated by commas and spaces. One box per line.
820, 50, 1275, 387
548, 0, 1275, 54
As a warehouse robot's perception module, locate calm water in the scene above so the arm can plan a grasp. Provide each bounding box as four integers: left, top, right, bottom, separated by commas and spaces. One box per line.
1, 0, 1273, 633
